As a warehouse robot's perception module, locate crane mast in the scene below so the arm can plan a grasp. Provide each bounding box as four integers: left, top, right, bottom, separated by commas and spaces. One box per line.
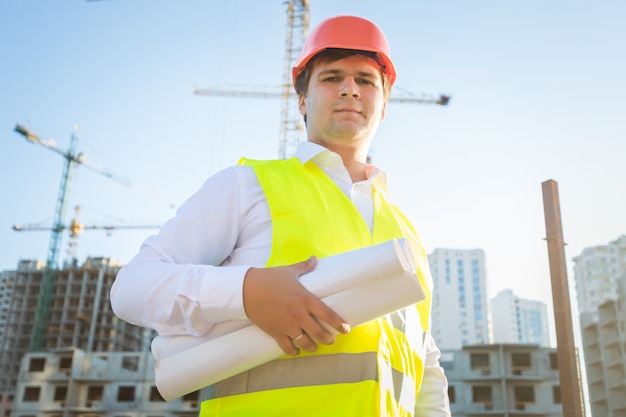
13, 124, 80, 351
279, 0, 309, 159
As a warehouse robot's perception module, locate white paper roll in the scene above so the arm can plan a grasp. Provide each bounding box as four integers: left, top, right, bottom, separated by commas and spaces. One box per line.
153, 238, 425, 400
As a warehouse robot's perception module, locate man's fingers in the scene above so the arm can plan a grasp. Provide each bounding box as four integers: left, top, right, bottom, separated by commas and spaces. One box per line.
293, 255, 318, 276
279, 335, 301, 356
304, 300, 351, 345
290, 331, 317, 353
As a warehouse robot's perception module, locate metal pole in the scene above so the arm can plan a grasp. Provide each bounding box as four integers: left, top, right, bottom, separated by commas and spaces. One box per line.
541, 179, 585, 417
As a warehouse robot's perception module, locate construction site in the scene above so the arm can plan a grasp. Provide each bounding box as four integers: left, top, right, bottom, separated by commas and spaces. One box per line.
2, 1, 625, 417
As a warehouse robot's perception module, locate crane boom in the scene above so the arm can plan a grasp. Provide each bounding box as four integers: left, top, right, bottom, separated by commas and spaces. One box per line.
15, 124, 176, 209
13, 222, 160, 235
194, 85, 451, 105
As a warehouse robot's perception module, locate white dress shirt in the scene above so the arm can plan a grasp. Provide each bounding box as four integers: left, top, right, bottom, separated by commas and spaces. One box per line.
110, 141, 451, 415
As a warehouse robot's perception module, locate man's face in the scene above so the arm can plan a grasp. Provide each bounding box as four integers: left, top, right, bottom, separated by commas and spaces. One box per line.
298, 54, 387, 150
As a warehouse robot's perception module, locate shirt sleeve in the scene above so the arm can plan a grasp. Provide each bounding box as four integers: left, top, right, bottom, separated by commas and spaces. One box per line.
110, 165, 256, 336
414, 334, 452, 416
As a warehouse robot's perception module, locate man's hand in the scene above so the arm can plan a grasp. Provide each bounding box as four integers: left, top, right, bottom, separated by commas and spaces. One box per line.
243, 256, 351, 356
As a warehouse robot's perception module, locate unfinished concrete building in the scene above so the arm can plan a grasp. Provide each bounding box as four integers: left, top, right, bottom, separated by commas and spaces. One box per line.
13, 347, 199, 417
580, 287, 626, 417
574, 234, 626, 417
0, 257, 148, 417
441, 344, 565, 416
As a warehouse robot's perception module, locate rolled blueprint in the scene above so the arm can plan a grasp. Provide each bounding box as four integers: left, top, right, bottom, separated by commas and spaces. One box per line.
153, 238, 425, 400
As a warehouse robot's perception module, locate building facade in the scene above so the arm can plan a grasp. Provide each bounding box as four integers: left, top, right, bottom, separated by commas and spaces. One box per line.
441, 344, 564, 416
579, 278, 626, 417
428, 248, 492, 349
0, 258, 148, 417
12, 347, 200, 417
0, 269, 18, 346
491, 289, 550, 346
573, 235, 626, 417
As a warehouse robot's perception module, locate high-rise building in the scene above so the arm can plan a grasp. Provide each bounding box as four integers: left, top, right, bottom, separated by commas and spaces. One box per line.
572, 235, 626, 320
428, 248, 492, 349
0, 257, 148, 417
491, 289, 550, 346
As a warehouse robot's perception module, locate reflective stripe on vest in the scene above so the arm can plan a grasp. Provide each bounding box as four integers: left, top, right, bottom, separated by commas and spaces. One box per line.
200, 157, 432, 417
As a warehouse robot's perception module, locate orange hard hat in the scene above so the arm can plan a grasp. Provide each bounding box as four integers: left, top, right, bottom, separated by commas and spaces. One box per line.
292, 15, 396, 89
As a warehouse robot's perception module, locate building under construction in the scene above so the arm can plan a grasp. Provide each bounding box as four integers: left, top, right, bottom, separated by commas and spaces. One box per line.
0, 257, 148, 417
13, 347, 200, 417
441, 344, 565, 416
575, 235, 626, 417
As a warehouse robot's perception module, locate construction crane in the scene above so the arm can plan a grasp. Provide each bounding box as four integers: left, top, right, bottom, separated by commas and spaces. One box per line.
12, 123, 173, 351
194, 0, 449, 159
13, 205, 161, 260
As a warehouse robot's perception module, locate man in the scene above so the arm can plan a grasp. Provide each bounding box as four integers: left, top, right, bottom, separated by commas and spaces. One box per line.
111, 15, 450, 416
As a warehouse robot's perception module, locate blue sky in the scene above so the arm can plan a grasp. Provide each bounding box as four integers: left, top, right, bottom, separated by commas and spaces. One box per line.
1, 0, 625, 356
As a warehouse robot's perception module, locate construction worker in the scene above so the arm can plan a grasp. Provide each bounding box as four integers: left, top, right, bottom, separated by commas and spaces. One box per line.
111, 15, 451, 416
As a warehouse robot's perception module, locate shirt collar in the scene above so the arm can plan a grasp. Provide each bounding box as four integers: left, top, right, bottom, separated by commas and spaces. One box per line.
294, 141, 389, 194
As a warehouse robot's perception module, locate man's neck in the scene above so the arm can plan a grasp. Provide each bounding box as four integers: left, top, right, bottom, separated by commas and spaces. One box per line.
328, 145, 369, 183
307, 138, 371, 183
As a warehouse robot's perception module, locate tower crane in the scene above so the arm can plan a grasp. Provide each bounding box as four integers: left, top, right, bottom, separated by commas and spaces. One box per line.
13, 205, 161, 261
194, 0, 450, 159
12, 123, 174, 351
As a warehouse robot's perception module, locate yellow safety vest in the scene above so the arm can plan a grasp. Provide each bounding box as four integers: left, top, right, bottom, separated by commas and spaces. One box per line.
200, 157, 433, 417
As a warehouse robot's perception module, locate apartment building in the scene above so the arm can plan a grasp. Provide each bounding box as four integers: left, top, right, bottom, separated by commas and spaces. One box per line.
573, 235, 626, 319
428, 248, 492, 349
491, 289, 550, 346
441, 344, 564, 416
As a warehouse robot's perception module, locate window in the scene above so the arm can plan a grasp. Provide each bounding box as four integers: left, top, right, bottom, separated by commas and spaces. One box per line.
59, 356, 72, 372
183, 390, 199, 407
470, 353, 490, 372
514, 385, 535, 406
549, 352, 558, 370
23, 387, 40, 402
511, 352, 532, 374
117, 386, 135, 402
121, 356, 139, 372
87, 385, 104, 404
552, 385, 562, 404
448, 385, 456, 403
472, 385, 492, 404
183, 391, 199, 402
53, 386, 68, 402
149, 386, 166, 402
28, 358, 45, 372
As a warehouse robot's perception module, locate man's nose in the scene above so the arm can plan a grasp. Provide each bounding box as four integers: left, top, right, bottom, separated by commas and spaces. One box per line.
339, 79, 360, 98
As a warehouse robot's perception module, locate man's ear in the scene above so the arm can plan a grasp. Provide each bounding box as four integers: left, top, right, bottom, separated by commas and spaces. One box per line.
381, 101, 387, 121
298, 94, 307, 116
